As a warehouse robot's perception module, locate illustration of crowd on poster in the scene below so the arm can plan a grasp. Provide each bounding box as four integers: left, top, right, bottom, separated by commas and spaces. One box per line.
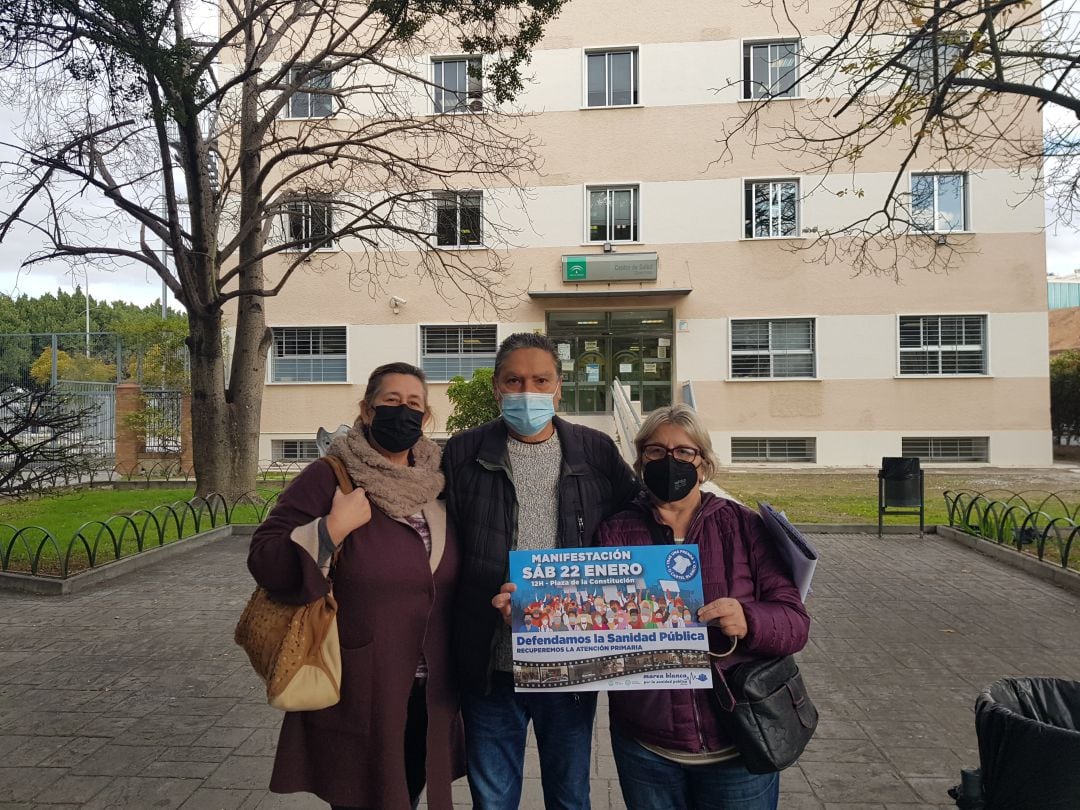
514, 587, 699, 633
508, 545, 714, 692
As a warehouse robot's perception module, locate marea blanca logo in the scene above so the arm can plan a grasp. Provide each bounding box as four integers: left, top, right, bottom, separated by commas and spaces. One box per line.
664, 548, 698, 582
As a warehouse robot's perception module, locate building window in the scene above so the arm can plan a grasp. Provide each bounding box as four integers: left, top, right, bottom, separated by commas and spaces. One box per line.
586, 49, 638, 107
743, 40, 799, 99
285, 199, 333, 251
911, 173, 967, 232
287, 64, 333, 118
908, 32, 968, 93
744, 179, 799, 238
587, 185, 639, 242
433, 57, 483, 113
731, 318, 815, 378
271, 327, 347, 382
902, 436, 989, 463
420, 324, 497, 381
899, 314, 986, 375
271, 439, 320, 461
434, 191, 483, 247
731, 437, 816, 463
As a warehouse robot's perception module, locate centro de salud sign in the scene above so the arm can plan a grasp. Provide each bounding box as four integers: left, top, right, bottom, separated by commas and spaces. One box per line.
562, 253, 658, 283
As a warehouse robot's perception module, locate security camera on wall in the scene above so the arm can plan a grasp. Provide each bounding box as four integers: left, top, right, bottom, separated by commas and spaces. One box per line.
389, 295, 407, 314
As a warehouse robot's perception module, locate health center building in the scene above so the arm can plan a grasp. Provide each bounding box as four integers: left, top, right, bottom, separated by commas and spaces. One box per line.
254, 2, 1052, 468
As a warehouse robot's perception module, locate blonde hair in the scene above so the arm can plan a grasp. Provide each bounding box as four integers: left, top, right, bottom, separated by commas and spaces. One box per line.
633, 404, 718, 480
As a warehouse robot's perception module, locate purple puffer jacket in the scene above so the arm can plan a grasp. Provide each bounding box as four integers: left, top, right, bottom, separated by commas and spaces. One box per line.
598, 492, 810, 753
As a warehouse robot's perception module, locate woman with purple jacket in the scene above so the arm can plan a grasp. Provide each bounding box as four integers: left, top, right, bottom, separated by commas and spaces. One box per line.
597, 405, 810, 810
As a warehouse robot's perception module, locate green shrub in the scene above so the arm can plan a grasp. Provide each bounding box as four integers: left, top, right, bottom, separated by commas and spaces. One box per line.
446, 367, 499, 433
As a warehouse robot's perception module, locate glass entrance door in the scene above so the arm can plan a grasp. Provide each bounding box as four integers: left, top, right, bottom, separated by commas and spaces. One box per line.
547, 310, 673, 414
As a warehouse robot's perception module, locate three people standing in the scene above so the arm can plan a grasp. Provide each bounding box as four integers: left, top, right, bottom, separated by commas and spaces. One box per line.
249, 334, 810, 810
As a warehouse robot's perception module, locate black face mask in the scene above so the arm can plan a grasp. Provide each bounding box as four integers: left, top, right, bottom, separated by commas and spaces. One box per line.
642, 456, 698, 503
369, 404, 424, 453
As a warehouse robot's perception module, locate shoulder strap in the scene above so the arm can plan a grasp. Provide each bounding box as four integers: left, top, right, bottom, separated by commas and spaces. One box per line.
321, 455, 354, 494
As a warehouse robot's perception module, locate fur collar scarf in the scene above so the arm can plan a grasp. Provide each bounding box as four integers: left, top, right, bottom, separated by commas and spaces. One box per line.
327, 425, 444, 519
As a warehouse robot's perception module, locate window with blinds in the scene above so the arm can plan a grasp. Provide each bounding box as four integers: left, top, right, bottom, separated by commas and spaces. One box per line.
902, 436, 989, 463
731, 437, 816, 463
271, 326, 347, 382
899, 315, 986, 375
420, 325, 497, 381
730, 318, 815, 378
272, 439, 320, 461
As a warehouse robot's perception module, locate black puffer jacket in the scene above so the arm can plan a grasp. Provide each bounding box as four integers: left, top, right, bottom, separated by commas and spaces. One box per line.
442, 416, 640, 693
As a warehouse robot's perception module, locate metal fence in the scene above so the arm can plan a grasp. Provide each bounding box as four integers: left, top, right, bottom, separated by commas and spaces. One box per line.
945, 489, 1080, 570
0, 332, 123, 389
141, 389, 183, 453
0, 491, 281, 578
0, 332, 188, 390
53, 380, 117, 458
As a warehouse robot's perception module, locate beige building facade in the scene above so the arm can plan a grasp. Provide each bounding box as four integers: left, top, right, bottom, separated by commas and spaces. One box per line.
255, 1, 1052, 467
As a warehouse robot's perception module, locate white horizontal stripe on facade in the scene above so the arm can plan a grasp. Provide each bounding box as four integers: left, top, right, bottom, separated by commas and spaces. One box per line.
714, 430, 1052, 467
365, 168, 1042, 255
258, 313, 1048, 388
673, 312, 1047, 382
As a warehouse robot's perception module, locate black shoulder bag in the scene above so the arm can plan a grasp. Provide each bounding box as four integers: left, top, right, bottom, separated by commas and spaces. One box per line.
645, 509, 818, 774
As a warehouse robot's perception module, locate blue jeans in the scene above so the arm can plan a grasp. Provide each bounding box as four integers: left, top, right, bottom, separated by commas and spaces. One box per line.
610, 726, 780, 810
461, 672, 598, 810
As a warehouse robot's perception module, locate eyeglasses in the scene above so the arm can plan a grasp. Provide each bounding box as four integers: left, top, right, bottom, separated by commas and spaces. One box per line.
641, 444, 700, 463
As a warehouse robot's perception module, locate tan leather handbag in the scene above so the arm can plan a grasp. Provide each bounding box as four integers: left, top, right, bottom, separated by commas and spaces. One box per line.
234, 455, 350, 711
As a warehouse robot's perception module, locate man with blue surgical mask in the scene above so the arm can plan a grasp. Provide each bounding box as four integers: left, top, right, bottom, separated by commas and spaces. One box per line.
442, 332, 639, 810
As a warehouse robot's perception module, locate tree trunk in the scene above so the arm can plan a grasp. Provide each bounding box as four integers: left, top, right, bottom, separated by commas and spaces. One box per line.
186, 307, 265, 502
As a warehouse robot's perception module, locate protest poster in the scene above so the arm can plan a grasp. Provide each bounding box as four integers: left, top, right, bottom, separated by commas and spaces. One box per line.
507, 545, 713, 692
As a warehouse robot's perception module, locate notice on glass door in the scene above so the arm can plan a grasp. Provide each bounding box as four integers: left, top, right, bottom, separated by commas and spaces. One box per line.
586, 364, 600, 383
619, 363, 633, 375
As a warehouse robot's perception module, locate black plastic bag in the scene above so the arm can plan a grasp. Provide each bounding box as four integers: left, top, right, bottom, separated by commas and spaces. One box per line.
972, 677, 1080, 809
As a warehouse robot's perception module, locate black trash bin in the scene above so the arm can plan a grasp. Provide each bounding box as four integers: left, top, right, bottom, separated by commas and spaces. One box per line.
951, 677, 1080, 809
877, 456, 924, 535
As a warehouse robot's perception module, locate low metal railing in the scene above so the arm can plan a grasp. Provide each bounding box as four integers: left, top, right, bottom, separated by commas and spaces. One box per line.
610, 377, 642, 465
9, 458, 311, 488
0, 490, 281, 578
944, 489, 1080, 570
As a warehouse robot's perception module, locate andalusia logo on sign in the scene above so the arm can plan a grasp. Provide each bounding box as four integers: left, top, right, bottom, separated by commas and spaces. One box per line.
565, 257, 588, 280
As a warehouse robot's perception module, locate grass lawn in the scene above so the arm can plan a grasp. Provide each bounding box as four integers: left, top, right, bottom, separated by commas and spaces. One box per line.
0, 487, 276, 576
715, 468, 1080, 526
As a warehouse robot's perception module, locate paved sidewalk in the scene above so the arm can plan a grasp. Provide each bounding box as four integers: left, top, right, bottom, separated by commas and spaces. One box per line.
1, 532, 1079, 809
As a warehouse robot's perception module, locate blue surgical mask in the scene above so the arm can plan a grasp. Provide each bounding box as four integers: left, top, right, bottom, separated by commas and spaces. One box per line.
500, 392, 556, 437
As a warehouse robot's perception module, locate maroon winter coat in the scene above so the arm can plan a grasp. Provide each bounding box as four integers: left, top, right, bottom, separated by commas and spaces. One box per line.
247, 460, 465, 809
597, 492, 810, 753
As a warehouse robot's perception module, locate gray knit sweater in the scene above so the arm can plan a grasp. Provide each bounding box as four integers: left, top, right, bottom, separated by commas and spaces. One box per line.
493, 433, 562, 672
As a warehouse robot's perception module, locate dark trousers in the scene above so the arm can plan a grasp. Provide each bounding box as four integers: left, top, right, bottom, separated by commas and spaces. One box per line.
332, 678, 427, 810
